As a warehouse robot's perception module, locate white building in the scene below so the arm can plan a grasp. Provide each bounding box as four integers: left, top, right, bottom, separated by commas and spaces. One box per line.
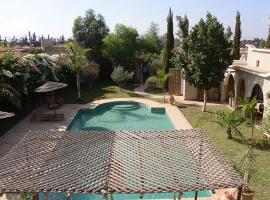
221, 45, 270, 113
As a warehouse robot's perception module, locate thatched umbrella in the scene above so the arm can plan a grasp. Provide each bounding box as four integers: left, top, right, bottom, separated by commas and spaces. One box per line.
0, 111, 15, 119
35, 82, 67, 114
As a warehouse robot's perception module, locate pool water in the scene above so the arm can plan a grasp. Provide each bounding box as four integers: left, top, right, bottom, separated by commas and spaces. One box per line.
39, 190, 212, 200
68, 102, 175, 131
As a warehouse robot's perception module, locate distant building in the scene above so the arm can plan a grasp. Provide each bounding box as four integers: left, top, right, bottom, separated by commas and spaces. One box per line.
221, 44, 270, 114
41, 39, 54, 49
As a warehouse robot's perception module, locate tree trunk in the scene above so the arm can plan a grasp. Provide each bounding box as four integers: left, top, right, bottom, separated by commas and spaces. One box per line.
202, 89, 207, 112
76, 73, 81, 99
163, 88, 166, 103
226, 127, 233, 139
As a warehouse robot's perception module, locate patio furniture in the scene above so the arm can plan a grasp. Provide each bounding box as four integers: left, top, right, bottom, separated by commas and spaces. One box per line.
0, 111, 15, 119
35, 81, 67, 114
31, 113, 64, 122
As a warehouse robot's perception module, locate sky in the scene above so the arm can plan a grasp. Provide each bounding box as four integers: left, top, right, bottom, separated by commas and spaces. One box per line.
0, 0, 269, 40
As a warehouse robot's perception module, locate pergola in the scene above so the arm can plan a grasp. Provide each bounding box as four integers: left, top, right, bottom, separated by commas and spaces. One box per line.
0, 129, 244, 200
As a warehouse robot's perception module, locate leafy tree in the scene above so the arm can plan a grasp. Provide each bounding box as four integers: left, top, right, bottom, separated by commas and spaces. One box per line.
172, 12, 232, 112
103, 24, 139, 70
0, 69, 21, 109
32, 32, 37, 46
65, 42, 100, 99
164, 8, 174, 73
111, 66, 134, 88
73, 9, 109, 62
233, 11, 241, 59
156, 68, 169, 102
176, 14, 189, 40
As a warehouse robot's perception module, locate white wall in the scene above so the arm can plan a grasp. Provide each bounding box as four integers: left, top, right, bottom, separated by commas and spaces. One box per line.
247, 48, 270, 68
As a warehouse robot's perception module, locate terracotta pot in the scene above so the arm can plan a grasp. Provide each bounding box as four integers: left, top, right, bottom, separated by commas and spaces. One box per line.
168, 95, 174, 105
241, 192, 254, 200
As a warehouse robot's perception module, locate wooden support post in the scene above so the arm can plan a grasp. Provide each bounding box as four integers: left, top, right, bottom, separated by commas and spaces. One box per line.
110, 193, 114, 200
45, 192, 49, 200
194, 191, 198, 200
173, 193, 176, 200
178, 192, 182, 200
66, 192, 71, 200
33, 193, 39, 200
237, 187, 242, 200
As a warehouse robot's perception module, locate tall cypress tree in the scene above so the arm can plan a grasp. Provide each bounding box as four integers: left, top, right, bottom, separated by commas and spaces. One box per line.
265, 25, 270, 48
233, 11, 241, 59
164, 8, 174, 72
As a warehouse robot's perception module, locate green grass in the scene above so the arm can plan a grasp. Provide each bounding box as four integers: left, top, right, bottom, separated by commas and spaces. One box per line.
62, 81, 140, 104
179, 104, 270, 200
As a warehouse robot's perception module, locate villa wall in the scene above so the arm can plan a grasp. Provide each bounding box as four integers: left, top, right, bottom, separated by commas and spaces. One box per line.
247, 47, 270, 68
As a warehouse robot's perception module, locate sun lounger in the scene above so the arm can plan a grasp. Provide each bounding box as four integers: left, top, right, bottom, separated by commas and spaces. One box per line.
31, 113, 64, 122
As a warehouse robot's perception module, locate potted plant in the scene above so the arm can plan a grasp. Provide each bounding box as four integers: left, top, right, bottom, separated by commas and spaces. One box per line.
168, 93, 175, 105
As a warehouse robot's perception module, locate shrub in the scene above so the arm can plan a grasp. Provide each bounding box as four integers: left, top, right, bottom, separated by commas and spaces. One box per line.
111, 66, 134, 88
145, 76, 160, 89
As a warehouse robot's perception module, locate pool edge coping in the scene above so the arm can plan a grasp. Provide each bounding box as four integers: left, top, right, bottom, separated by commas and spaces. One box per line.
84, 98, 192, 130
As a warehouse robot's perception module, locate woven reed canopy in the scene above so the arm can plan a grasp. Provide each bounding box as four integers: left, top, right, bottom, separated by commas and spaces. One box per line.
0, 129, 243, 194
0, 111, 15, 119
35, 82, 67, 93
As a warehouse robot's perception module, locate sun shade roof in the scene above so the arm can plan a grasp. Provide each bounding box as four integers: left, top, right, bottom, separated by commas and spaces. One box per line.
0, 129, 243, 194
35, 81, 67, 93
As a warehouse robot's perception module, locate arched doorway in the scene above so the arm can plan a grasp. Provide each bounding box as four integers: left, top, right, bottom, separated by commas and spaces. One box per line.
238, 79, 245, 99
251, 84, 263, 103
225, 75, 235, 101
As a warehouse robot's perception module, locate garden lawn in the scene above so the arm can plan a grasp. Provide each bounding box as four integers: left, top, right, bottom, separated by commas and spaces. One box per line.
180, 104, 270, 200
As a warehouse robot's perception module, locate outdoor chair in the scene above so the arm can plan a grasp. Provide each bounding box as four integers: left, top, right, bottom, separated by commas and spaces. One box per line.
31, 113, 64, 122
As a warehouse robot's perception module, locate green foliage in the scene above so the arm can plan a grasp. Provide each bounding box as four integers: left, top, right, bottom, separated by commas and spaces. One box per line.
164, 8, 174, 72
73, 9, 109, 61
111, 66, 134, 88
145, 76, 161, 89
233, 11, 241, 59
103, 24, 139, 70
65, 42, 100, 99
173, 12, 232, 91
205, 109, 243, 139
176, 14, 189, 40
156, 68, 169, 102
147, 54, 164, 76
265, 28, 270, 48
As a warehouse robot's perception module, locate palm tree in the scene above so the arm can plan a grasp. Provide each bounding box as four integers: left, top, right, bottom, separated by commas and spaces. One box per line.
238, 97, 257, 184
65, 42, 99, 99
156, 68, 169, 102
0, 69, 21, 109
209, 109, 243, 139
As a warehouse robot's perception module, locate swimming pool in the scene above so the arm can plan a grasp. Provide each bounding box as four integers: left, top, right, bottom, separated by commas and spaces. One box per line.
68, 102, 175, 131
62, 102, 212, 199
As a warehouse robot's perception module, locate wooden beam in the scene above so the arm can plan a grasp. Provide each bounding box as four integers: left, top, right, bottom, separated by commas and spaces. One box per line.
66, 192, 71, 200
237, 187, 242, 200
32, 193, 39, 200
194, 191, 198, 200
178, 192, 182, 200
45, 192, 49, 200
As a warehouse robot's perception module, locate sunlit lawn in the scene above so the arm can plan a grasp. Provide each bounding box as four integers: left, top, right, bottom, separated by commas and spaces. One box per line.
180, 104, 270, 200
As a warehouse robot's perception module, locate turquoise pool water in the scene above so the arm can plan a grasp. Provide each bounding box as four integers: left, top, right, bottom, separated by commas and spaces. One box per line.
39, 190, 212, 200
68, 102, 175, 131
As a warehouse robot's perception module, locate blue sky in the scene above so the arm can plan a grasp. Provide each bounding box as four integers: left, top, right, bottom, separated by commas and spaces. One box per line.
0, 0, 269, 40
